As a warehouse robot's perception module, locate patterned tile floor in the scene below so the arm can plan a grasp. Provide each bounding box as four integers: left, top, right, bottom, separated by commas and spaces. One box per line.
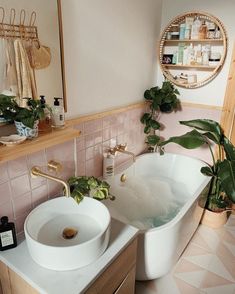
135, 215, 235, 294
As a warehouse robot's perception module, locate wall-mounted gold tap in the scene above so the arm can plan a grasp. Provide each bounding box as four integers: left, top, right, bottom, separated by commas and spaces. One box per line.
31, 161, 71, 197
108, 144, 136, 162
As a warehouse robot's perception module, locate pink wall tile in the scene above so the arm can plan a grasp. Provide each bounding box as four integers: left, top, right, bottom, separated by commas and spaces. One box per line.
32, 184, 48, 208
76, 136, 85, 151
0, 162, 9, 184
103, 114, 118, 128
86, 158, 102, 178
0, 201, 14, 221
12, 192, 32, 218
27, 150, 47, 167
0, 182, 11, 205
84, 118, 102, 134
10, 174, 31, 198
85, 131, 103, 148
7, 156, 28, 179
15, 214, 27, 234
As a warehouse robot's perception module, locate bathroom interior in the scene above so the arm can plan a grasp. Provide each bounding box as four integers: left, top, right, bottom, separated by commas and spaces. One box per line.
0, 0, 235, 293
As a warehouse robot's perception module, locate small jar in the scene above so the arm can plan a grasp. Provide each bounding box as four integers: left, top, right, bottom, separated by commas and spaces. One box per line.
207, 29, 216, 39
171, 32, 180, 40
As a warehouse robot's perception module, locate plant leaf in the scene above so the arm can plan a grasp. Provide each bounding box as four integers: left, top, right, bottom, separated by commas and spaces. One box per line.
147, 134, 160, 146
140, 112, 151, 124
218, 159, 235, 202
160, 129, 206, 149
179, 119, 223, 144
223, 137, 235, 161
201, 166, 214, 176
149, 119, 161, 130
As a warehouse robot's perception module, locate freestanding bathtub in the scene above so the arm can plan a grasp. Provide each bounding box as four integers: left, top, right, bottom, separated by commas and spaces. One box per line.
104, 153, 210, 280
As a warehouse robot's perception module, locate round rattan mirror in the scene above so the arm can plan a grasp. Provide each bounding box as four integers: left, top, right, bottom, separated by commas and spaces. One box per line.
159, 11, 228, 89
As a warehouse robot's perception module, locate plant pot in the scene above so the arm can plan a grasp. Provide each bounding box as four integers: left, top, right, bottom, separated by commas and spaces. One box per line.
200, 208, 228, 229
14, 120, 39, 139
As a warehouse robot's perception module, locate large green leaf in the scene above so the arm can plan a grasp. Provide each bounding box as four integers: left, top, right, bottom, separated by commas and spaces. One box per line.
179, 119, 223, 144
201, 166, 215, 177
218, 159, 235, 202
223, 137, 235, 161
160, 129, 206, 149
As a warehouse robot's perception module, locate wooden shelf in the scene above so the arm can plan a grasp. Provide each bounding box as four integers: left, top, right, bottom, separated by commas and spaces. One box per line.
0, 126, 81, 163
162, 64, 217, 70
164, 39, 223, 46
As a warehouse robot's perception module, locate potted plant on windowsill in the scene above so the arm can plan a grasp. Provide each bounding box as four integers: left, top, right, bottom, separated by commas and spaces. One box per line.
140, 80, 181, 152
160, 119, 235, 228
0, 94, 48, 139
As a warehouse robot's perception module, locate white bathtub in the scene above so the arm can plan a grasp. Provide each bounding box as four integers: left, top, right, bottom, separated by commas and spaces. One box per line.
104, 153, 210, 280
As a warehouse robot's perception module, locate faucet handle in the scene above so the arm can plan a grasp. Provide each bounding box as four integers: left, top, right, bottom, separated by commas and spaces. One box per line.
117, 143, 127, 151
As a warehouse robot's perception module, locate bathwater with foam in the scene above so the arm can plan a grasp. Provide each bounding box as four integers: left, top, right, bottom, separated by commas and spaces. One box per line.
106, 175, 189, 230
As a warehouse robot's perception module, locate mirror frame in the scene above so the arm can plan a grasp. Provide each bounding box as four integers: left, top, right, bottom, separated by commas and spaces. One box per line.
57, 0, 67, 112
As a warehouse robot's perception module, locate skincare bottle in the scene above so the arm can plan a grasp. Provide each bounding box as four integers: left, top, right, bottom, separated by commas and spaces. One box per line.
179, 23, 186, 40
52, 97, 65, 128
191, 17, 201, 40
0, 216, 17, 251
103, 152, 114, 178
38, 95, 52, 132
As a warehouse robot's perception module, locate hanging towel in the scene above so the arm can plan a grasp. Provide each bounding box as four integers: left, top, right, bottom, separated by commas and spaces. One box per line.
14, 39, 38, 107
4, 39, 19, 97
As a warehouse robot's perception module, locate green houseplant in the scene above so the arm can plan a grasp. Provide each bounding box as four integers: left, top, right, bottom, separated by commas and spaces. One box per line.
160, 119, 235, 217
67, 176, 115, 204
140, 81, 180, 151
0, 94, 49, 138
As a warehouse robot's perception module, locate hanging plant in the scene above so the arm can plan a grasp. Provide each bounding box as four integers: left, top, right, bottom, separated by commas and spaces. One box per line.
140, 81, 180, 151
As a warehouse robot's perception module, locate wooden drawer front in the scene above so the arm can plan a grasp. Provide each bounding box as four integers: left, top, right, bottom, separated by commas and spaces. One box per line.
0, 261, 12, 294
86, 238, 137, 294
113, 266, 135, 294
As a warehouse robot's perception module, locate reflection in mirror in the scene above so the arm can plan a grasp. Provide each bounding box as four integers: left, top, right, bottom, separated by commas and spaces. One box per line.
0, 0, 66, 134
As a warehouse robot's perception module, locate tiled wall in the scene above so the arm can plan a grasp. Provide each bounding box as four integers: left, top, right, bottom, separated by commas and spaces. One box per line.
0, 104, 222, 235
0, 107, 146, 235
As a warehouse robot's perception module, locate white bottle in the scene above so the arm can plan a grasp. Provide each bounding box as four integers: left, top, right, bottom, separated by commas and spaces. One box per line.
191, 17, 201, 40
52, 97, 65, 128
103, 152, 114, 178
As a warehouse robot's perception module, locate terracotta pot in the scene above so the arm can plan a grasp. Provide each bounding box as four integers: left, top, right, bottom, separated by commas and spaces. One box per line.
200, 209, 228, 229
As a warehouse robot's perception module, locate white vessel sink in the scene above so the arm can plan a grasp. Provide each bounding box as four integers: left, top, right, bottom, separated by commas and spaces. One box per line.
24, 196, 111, 271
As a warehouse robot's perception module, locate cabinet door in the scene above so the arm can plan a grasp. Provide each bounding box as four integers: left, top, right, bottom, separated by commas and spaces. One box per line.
0, 261, 12, 294
113, 266, 136, 294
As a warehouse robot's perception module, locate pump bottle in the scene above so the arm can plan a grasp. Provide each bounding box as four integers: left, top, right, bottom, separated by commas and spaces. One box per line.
52, 97, 65, 128
0, 216, 17, 251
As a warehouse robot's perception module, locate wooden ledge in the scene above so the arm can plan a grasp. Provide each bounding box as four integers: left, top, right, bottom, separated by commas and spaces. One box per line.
0, 126, 81, 163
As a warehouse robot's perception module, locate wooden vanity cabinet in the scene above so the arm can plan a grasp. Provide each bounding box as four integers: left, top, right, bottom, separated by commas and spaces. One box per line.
0, 238, 137, 294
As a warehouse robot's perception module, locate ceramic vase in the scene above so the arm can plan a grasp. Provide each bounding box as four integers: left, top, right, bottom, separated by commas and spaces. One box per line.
200, 209, 228, 229
14, 120, 39, 139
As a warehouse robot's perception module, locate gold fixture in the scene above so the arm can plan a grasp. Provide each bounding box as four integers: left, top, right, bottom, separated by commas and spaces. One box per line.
47, 160, 62, 173
31, 161, 70, 197
108, 144, 136, 162
120, 174, 127, 183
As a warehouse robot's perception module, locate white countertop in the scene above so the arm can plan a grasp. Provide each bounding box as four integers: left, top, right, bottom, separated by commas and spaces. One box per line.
0, 218, 139, 294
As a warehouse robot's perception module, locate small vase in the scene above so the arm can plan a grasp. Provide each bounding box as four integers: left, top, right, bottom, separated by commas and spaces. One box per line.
200, 208, 228, 229
14, 120, 39, 139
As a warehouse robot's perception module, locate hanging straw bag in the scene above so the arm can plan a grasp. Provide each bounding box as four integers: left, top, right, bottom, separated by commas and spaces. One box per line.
29, 42, 51, 69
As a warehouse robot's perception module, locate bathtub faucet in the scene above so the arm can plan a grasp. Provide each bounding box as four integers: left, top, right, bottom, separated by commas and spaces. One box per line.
108, 144, 136, 162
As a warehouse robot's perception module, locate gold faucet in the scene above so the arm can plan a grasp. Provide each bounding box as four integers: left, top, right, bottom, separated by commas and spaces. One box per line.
109, 144, 136, 162
31, 160, 71, 197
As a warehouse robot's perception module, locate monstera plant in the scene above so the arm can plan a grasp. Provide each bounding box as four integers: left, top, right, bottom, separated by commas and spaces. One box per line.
160, 119, 235, 212
140, 80, 180, 151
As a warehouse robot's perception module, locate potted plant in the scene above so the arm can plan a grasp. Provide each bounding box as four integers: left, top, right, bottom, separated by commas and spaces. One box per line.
67, 176, 115, 204
160, 119, 235, 228
140, 80, 180, 152
0, 94, 48, 138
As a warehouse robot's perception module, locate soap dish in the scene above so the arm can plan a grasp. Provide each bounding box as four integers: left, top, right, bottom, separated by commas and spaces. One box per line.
0, 134, 27, 146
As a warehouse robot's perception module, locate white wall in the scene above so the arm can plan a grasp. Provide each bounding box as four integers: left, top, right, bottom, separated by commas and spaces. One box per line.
0, 0, 63, 105
61, 0, 163, 118
157, 0, 235, 107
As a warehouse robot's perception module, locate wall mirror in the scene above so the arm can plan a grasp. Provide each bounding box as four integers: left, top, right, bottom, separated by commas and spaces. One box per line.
159, 11, 228, 89
0, 0, 66, 131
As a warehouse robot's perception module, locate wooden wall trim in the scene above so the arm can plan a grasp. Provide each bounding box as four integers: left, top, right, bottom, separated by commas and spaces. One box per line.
66, 101, 222, 127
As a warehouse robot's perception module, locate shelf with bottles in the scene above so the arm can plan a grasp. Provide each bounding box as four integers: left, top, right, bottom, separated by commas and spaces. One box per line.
162, 64, 217, 71
164, 39, 223, 46
159, 11, 228, 89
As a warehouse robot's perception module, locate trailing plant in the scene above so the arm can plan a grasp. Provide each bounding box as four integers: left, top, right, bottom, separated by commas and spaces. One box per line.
0, 94, 49, 129
160, 119, 235, 212
140, 81, 180, 150
67, 176, 115, 204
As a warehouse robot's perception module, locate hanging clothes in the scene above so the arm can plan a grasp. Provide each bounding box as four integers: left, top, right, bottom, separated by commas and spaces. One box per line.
14, 39, 37, 107
4, 39, 18, 97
